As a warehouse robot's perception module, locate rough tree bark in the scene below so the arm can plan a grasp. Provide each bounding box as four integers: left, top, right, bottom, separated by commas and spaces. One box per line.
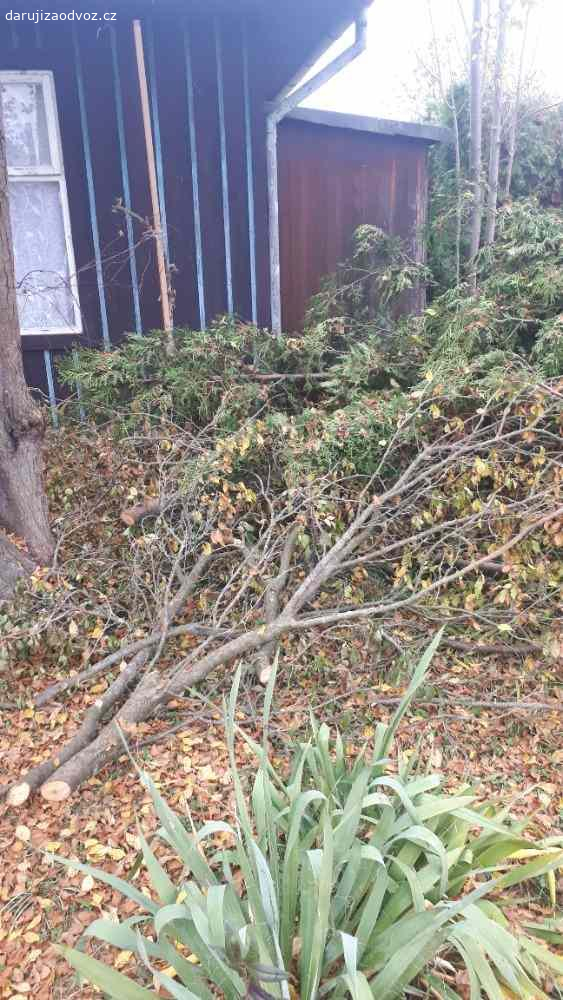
0, 534, 35, 602
469, 0, 484, 287
485, 0, 509, 244
0, 95, 54, 567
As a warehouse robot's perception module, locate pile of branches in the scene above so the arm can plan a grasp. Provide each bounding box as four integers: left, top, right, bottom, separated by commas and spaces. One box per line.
2, 371, 561, 806
2, 209, 562, 806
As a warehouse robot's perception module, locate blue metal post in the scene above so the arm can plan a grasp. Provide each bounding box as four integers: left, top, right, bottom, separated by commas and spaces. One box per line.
144, 19, 170, 265
110, 25, 142, 334
43, 351, 59, 428
72, 350, 86, 422
72, 27, 111, 349
183, 22, 206, 330
214, 16, 233, 315
242, 20, 258, 325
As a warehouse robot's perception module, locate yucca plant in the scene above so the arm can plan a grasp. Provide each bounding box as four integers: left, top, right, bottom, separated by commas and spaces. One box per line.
51, 632, 563, 999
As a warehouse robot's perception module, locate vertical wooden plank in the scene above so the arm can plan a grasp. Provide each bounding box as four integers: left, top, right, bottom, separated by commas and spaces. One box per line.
133, 19, 173, 336
143, 17, 170, 264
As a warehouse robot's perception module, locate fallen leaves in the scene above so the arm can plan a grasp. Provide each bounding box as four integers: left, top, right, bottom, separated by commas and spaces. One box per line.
1, 610, 562, 1000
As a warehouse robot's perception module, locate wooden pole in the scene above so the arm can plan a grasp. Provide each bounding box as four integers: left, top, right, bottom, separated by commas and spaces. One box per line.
132, 19, 174, 353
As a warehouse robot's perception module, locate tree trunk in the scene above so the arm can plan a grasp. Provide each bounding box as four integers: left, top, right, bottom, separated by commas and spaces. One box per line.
0, 94, 54, 564
502, 2, 530, 202
0, 534, 35, 603
452, 95, 463, 285
469, 0, 484, 288
484, 0, 509, 244
427, 0, 464, 286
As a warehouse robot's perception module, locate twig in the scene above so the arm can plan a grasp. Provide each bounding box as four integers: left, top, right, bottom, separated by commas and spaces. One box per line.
121, 694, 561, 757
240, 369, 327, 382
280, 690, 560, 715
253, 524, 300, 684
34, 621, 235, 708
443, 638, 543, 655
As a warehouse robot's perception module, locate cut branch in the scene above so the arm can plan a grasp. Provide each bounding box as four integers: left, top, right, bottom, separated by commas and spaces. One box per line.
27, 503, 560, 803
7, 650, 148, 806
34, 622, 234, 708
40, 666, 163, 801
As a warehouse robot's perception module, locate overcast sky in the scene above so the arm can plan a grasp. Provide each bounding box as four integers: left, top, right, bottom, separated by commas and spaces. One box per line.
302, 0, 563, 122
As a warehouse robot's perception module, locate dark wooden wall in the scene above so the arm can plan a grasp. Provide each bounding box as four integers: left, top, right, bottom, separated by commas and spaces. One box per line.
1, 2, 432, 403
278, 116, 429, 332
0, 11, 273, 400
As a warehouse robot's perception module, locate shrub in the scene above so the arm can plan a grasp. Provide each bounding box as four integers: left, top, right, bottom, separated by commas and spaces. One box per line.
52, 634, 563, 999
423, 201, 563, 382
59, 204, 563, 450
57, 318, 333, 434
57, 227, 431, 436
305, 224, 429, 335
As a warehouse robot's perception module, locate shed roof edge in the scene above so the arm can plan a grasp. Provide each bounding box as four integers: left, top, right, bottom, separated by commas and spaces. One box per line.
286, 106, 453, 144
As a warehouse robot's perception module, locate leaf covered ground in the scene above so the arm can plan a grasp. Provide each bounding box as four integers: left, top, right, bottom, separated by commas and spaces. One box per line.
0, 424, 561, 1000
0, 647, 561, 998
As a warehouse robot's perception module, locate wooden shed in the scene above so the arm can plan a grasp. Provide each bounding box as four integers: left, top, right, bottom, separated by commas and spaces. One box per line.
278, 108, 450, 331
0, 0, 447, 408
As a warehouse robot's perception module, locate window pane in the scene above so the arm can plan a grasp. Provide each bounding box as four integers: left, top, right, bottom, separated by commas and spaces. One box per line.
1, 81, 52, 169
9, 181, 76, 331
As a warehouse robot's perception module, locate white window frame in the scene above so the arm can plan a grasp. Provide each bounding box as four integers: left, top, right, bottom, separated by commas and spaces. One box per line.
1, 69, 82, 336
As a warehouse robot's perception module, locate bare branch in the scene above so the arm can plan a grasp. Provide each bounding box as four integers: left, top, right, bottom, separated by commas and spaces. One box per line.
253, 524, 300, 684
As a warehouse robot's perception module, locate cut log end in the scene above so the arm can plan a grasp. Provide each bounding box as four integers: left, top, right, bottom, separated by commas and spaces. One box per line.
259, 665, 273, 686
6, 782, 31, 807
120, 500, 160, 527
41, 780, 72, 802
